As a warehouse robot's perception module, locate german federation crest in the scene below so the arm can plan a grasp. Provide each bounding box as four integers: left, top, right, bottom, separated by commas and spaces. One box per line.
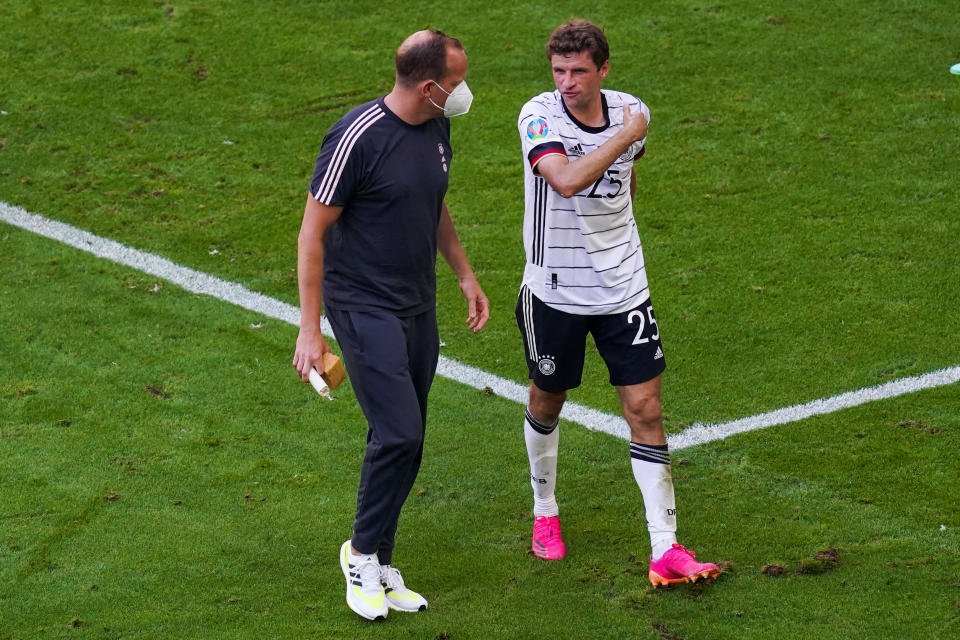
537, 356, 556, 375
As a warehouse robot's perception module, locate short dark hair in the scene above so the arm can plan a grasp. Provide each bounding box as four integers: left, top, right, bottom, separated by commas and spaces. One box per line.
395, 30, 464, 87
546, 20, 609, 69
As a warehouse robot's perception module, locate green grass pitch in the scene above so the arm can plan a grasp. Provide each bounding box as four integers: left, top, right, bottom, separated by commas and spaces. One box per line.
1, 1, 959, 638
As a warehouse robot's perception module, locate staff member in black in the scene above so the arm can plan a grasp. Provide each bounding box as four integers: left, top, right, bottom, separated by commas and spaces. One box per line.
293, 29, 488, 621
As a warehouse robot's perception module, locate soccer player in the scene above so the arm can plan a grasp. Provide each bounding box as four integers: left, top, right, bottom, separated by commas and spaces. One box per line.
515, 20, 720, 587
293, 30, 489, 620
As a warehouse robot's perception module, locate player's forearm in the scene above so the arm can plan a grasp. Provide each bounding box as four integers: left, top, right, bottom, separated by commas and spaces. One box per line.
544, 128, 638, 198
297, 234, 325, 333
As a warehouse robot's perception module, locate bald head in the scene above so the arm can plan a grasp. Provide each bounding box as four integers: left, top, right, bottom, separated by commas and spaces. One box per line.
395, 29, 464, 88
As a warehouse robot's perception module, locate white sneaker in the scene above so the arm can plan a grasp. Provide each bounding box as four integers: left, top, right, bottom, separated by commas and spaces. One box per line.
381, 564, 428, 612
339, 540, 388, 621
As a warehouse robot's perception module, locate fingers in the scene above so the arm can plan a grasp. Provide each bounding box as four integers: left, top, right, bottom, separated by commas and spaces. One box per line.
293, 332, 331, 382
622, 103, 648, 137
466, 294, 490, 333
466, 295, 478, 329
475, 296, 490, 332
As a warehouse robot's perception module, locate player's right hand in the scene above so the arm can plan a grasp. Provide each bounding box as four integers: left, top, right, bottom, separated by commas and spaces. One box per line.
293, 328, 332, 382
622, 104, 648, 142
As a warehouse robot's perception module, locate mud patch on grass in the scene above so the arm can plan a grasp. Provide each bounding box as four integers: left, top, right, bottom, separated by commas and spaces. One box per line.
796, 548, 840, 575
898, 420, 942, 435
652, 622, 685, 640
146, 385, 170, 399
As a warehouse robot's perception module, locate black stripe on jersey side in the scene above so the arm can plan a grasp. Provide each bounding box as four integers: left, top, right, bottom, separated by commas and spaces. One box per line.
595, 248, 641, 272
542, 286, 649, 308
555, 266, 645, 289
531, 178, 540, 265
537, 178, 548, 266
546, 240, 632, 255
587, 240, 631, 255
579, 222, 630, 236
540, 178, 548, 265
527, 141, 566, 166
535, 178, 542, 265
575, 202, 631, 217
547, 247, 641, 272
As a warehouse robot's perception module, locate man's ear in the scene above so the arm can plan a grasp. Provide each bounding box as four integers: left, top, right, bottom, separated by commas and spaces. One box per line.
599, 61, 610, 80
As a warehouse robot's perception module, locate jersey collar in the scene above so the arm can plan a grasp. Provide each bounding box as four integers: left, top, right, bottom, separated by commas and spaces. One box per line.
559, 91, 609, 133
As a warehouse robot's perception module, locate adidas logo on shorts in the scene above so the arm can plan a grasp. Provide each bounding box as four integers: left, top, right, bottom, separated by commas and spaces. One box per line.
654, 347, 664, 360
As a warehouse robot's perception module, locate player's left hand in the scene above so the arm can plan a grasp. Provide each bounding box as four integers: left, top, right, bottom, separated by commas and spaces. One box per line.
459, 276, 489, 333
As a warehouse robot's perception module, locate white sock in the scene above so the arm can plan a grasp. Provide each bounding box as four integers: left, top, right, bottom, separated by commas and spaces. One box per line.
629, 442, 678, 560
524, 409, 559, 517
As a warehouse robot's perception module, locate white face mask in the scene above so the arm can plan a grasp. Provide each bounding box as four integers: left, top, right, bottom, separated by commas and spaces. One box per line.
428, 80, 473, 117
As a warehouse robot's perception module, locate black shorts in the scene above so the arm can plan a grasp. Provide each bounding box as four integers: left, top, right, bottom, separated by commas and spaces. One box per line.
515, 287, 666, 393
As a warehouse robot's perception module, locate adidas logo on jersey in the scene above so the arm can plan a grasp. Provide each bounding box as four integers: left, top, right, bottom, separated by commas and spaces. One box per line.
568, 143, 585, 156
654, 347, 664, 360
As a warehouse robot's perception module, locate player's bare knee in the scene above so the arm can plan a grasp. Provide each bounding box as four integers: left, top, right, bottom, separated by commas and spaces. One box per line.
528, 386, 565, 425
623, 394, 662, 430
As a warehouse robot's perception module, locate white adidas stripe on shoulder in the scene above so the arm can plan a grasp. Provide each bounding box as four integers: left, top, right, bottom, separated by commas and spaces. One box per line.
314, 104, 384, 204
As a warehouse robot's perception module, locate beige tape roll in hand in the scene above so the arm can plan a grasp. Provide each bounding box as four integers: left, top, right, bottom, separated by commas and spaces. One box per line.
308, 352, 347, 399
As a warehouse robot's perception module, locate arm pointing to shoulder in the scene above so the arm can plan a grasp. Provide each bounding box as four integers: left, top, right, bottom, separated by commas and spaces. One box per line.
537, 104, 648, 198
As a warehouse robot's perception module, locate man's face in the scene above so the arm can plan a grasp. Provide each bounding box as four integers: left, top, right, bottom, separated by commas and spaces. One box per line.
550, 51, 608, 112
428, 46, 468, 109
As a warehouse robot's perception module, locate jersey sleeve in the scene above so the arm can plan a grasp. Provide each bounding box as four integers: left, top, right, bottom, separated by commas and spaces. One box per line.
518, 101, 566, 172
309, 115, 365, 206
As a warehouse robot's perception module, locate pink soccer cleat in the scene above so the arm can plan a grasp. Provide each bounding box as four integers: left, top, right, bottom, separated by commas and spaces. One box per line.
532, 515, 566, 560
648, 543, 721, 587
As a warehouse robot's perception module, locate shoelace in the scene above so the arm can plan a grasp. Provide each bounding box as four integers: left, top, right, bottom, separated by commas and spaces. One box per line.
380, 565, 405, 591
671, 544, 696, 559
354, 556, 383, 595
534, 518, 555, 538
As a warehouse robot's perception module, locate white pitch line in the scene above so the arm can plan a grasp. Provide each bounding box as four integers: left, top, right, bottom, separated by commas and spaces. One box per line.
3, 200, 958, 450
670, 365, 960, 449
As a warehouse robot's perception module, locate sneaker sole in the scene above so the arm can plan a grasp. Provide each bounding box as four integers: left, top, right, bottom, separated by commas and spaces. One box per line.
386, 600, 428, 613
339, 542, 387, 621
649, 567, 721, 588
532, 548, 566, 560
532, 541, 566, 560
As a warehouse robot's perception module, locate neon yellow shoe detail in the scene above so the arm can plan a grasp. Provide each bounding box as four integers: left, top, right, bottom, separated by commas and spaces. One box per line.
381, 565, 428, 612
339, 540, 388, 620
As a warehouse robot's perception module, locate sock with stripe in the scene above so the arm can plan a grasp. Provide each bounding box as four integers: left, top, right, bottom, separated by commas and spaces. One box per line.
630, 442, 678, 560
524, 408, 560, 517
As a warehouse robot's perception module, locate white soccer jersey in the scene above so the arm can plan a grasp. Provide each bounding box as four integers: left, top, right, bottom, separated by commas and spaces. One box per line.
518, 89, 651, 315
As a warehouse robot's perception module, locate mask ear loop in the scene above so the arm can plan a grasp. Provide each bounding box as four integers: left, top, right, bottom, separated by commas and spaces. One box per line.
426, 80, 450, 114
